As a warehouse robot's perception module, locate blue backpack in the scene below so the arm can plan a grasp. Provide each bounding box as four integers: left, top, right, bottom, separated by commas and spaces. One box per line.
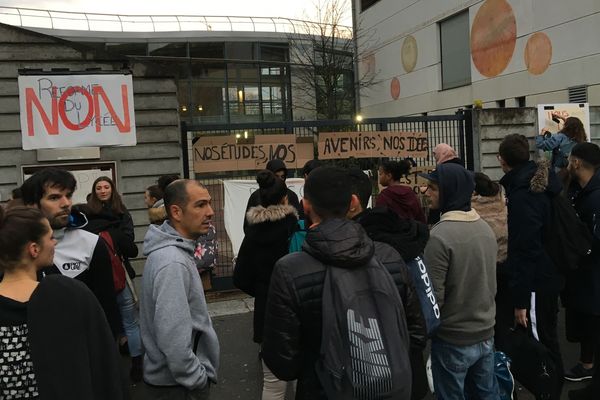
405, 256, 441, 336
288, 220, 307, 253
495, 351, 515, 400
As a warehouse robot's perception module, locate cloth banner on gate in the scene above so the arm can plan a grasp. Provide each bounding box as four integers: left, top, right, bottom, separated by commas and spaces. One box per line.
223, 178, 305, 257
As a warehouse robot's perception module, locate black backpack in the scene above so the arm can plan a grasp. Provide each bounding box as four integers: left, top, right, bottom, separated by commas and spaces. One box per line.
543, 194, 593, 273
316, 258, 412, 400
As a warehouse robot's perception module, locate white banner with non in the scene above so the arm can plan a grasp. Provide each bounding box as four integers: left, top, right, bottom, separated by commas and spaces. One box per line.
223, 178, 305, 257
19, 74, 136, 150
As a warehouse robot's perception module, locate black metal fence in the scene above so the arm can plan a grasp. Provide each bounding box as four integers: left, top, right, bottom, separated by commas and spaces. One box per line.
182, 110, 473, 290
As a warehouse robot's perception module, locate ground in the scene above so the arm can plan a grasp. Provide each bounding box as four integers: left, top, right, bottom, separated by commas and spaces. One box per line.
127, 295, 588, 399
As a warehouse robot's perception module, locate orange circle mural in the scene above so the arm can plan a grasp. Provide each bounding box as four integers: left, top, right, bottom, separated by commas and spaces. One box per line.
390, 77, 400, 100
471, 0, 517, 78
524, 32, 552, 75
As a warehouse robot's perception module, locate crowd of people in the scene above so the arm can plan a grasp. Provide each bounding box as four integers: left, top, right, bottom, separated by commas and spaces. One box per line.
0, 123, 597, 400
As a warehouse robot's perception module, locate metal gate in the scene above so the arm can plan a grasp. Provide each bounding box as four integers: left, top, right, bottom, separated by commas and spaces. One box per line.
181, 110, 473, 290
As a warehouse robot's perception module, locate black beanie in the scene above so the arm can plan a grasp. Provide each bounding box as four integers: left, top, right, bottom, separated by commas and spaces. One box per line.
571, 142, 600, 168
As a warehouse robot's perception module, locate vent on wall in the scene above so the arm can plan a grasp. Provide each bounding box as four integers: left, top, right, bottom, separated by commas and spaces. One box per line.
568, 85, 588, 103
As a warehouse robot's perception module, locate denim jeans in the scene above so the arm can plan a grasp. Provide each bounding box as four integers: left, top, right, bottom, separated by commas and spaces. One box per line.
431, 337, 499, 400
117, 286, 143, 357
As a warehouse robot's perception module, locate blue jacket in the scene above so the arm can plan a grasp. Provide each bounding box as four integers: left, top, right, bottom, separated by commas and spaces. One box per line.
500, 160, 564, 309
564, 169, 600, 315
535, 132, 575, 169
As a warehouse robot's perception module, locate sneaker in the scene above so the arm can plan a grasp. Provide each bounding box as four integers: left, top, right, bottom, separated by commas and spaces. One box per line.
564, 364, 594, 382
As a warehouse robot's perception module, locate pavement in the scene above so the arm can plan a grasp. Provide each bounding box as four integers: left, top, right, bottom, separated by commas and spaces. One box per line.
126, 294, 590, 400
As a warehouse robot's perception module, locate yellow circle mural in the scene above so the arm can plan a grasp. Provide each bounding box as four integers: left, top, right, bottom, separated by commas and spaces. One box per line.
401, 35, 418, 73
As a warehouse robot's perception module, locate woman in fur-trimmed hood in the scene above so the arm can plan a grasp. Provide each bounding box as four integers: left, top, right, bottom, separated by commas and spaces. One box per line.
233, 170, 298, 343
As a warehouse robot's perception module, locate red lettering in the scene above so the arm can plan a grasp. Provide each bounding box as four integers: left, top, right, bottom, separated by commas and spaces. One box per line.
93, 85, 131, 133
25, 87, 58, 136
58, 86, 94, 131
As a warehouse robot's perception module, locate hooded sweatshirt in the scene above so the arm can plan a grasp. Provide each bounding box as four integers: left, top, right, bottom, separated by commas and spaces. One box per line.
375, 185, 426, 224
424, 163, 498, 345
140, 221, 219, 390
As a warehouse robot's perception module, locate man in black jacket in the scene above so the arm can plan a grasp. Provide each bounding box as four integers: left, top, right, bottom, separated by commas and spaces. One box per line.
498, 134, 564, 399
262, 166, 412, 400
346, 168, 428, 399
565, 142, 600, 400
21, 168, 121, 338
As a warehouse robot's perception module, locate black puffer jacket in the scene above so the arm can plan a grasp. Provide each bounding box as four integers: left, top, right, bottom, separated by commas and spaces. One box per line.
233, 204, 298, 343
262, 218, 414, 400
500, 160, 564, 308
565, 169, 600, 315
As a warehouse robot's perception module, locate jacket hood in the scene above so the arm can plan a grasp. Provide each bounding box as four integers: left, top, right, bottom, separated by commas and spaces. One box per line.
143, 220, 196, 257
67, 210, 89, 229
303, 218, 374, 269
355, 207, 429, 262
244, 205, 298, 245
436, 163, 475, 214
266, 159, 287, 175
500, 159, 562, 196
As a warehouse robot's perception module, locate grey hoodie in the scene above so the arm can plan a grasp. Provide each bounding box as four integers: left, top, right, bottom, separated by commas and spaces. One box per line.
140, 221, 219, 389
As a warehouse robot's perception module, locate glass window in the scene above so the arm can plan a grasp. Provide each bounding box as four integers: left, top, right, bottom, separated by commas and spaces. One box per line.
190, 61, 226, 80
178, 79, 191, 119
149, 42, 187, 57
106, 42, 147, 56
361, 0, 381, 12
260, 44, 288, 62
189, 42, 225, 58
440, 11, 471, 90
225, 42, 255, 60
191, 81, 227, 124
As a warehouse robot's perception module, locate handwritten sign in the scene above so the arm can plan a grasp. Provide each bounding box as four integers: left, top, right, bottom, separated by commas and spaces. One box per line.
193, 134, 313, 173
318, 131, 428, 160
537, 103, 591, 141
18, 74, 136, 150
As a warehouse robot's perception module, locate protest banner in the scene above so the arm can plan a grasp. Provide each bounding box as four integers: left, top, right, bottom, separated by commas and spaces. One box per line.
318, 131, 428, 160
537, 103, 591, 141
193, 134, 313, 173
18, 74, 136, 150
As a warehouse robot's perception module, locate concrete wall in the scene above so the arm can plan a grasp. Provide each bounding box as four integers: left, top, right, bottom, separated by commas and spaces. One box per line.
0, 23, 182, 274
355, 0, 600, 117
474, 107, 600, 181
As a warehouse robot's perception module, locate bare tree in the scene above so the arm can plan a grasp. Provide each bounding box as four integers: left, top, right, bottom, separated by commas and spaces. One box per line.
288, 0, 379, 121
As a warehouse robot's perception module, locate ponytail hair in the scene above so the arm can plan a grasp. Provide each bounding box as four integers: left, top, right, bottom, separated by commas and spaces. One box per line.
0, 206, 49, 271
256, 170, 287, 207
474, 172, 500, 197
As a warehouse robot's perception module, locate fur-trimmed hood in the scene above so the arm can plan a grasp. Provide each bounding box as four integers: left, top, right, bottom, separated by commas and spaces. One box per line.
244, 204, 298, 245
246, 204, 298, 225
500, 159, 562, 197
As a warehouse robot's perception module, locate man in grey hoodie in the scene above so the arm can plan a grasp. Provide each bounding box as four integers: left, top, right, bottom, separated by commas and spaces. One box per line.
421, 163, 498, 399
140, 179, 219, 399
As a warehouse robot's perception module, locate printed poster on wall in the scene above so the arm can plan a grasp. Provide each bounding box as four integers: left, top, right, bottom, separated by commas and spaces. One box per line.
18, 74, 136, 150
537, 103, 591, 141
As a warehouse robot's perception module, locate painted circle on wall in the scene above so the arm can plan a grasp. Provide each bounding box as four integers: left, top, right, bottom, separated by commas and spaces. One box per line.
390, 77, 400, 100
470, 0, 517, 78
362, 53, 376, 76
401, 35, 418, 73
524, 32, 552, 75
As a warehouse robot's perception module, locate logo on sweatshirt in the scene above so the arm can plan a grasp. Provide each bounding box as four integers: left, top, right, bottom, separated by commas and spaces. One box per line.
62, 261, 82, 271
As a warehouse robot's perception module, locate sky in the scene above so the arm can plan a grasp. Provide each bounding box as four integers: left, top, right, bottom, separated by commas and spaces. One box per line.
0, 0, 352, 23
